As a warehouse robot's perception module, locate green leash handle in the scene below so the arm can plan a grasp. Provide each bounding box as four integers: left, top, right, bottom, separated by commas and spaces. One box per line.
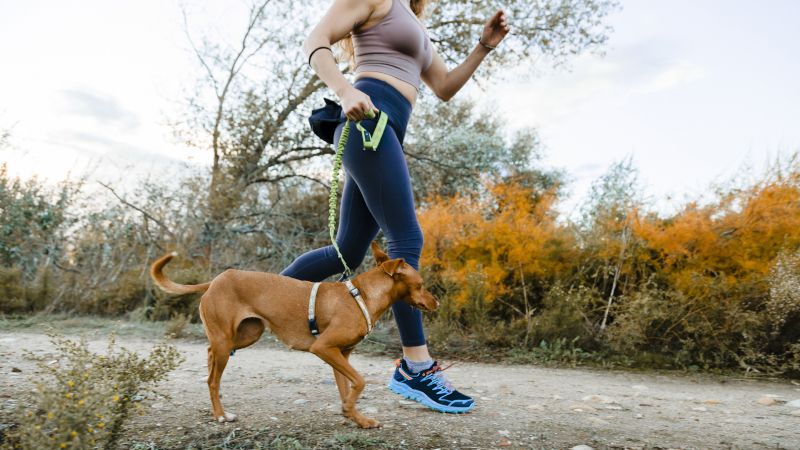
328, 109, 390, 276
355, 109, 389, 151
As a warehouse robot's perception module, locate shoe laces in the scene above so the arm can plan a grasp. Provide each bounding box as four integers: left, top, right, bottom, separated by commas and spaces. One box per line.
420, 361, 457, 395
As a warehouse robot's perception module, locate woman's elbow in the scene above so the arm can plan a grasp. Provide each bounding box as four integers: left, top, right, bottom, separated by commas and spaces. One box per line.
436, 89, 454, 102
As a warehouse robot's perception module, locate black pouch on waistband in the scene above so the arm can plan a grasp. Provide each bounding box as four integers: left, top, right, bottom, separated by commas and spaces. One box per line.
308, 97, 345, 144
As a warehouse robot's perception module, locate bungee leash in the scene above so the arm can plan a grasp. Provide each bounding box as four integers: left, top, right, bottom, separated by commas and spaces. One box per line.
328, 109, 389, 279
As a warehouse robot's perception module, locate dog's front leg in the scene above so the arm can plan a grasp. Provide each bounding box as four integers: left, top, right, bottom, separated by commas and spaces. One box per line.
310, 343, 380, 429
332, 348, 352, 403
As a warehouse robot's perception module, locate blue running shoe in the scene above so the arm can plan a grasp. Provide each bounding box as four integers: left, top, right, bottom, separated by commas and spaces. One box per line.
388, 358, 475, 413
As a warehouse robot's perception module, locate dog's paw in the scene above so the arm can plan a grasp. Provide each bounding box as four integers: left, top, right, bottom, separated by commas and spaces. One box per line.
357, 417, 381, 429
217, 412, 238, 423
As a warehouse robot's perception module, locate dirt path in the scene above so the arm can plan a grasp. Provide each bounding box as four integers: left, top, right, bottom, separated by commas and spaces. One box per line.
2, 329, 799, 449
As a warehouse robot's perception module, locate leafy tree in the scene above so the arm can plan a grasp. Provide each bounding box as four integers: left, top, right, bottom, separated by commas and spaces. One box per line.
172, 0, 618, 268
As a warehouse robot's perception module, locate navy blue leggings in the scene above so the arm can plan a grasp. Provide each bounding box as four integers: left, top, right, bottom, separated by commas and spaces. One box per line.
280, 77, 426, 347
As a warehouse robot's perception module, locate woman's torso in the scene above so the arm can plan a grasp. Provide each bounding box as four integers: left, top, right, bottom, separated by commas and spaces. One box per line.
352, 0, 430, 108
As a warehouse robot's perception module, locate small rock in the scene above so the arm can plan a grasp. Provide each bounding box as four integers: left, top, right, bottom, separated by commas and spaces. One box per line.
587, 417, 609, 426
635, 413, 644, 419
785, 399, 800, 408
631, 384, 648, 391
582, 395, 616, 404
498, 430, 510, 436
604, 405, 623, 410
789, 410, 800, 416
691, 407, 707, 412
571, 445, 595, 450
757, 396, 781, 406
363, 406, 378, 414
151, 403, 164, 410
527, 404, 543, 410
293, 399, 308, 405
398, 400, 415, 406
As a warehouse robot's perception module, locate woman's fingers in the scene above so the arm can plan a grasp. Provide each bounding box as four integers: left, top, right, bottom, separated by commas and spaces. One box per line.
343, 91, 377, 121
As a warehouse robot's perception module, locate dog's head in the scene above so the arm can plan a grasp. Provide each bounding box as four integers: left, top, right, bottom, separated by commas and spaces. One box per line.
370, 241, 439, 311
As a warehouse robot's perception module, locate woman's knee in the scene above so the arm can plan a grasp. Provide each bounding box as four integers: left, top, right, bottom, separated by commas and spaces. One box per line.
391, 225, 423, 252
330, 244, 369, 271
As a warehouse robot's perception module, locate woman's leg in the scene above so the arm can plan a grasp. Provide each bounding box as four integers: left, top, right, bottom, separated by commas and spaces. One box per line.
280, 170, 379, 282
344, 115, 474, 412
340, 119, 428, 350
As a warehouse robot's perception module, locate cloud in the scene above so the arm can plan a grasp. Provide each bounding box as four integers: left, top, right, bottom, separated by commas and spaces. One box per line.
632, 61, 707, 94
58, 88, 141, 131
46, 129, 185, 166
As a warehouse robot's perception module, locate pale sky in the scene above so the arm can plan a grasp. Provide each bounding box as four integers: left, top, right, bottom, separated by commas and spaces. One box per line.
1, 0, 798, 215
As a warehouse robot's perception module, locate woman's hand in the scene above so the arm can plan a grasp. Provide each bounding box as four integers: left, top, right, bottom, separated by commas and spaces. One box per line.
339, 86, 377, 121
480, 9, 510, 48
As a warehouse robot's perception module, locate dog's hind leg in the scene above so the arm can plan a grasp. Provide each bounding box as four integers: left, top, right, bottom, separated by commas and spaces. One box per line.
207, 343, 237, 422
310, 342, 379, 429
233, 317, 265, 350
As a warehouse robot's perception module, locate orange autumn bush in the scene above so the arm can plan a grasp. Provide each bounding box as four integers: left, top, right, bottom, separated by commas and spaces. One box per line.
419, 162, 800, 374
612, 168, 800, 370
418, 178, 581, 348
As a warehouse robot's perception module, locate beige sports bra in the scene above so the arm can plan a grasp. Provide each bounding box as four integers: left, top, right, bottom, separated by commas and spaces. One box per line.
351, 0, 434, 91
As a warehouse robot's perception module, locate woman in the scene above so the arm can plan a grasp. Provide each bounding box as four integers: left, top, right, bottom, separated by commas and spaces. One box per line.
281, 0, 509, 413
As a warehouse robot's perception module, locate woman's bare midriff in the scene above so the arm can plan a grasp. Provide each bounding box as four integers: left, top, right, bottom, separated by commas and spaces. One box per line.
354, 71, 418, 108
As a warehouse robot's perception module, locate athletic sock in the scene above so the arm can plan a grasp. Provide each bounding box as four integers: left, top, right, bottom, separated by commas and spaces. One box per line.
403, 357, 434, 374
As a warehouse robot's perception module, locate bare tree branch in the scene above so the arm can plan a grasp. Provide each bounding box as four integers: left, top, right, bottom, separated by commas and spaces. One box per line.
98, 182, 177, 241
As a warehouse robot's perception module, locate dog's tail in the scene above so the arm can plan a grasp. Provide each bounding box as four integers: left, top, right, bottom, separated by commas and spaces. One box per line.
150, 252, 211, 295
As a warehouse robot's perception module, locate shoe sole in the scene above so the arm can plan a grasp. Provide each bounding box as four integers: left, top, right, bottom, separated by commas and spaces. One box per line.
388, 379, 475, 414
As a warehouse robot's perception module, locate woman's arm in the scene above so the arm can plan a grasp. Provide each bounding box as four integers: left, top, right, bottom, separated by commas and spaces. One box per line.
421, 9, 510, 101
304, 0, 382, 120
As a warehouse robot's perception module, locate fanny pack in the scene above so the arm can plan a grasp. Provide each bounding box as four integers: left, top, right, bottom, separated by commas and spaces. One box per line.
308, 97, 345, 144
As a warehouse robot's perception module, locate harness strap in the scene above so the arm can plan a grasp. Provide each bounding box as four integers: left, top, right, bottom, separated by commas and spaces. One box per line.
307, 282, 322, 336
345, 279, 373, 334
307, 280, 373, 338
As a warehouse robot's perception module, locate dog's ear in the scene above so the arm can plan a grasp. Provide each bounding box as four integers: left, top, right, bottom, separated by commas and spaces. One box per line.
381, 258, 404, 277
371, 240, 390, 264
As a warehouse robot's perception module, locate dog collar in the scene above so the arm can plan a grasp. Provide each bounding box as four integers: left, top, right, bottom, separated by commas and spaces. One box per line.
307, 280, 373, 338
345, 279, 373, 334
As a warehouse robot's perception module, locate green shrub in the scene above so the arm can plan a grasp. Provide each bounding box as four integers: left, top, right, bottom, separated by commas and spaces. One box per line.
530, 284, 600, 350
0, 267, 27, 312
164, 313, 190, 338
2, 331, 183, 450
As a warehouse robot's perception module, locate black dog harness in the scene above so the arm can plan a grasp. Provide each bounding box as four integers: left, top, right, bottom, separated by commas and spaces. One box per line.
308, 280, 373, 337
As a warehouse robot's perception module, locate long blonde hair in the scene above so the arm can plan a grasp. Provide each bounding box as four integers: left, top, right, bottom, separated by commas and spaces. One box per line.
336, 0, 429, 70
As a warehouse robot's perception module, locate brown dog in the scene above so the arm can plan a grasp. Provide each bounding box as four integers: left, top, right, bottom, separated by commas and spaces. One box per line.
149, 241, 438, 428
